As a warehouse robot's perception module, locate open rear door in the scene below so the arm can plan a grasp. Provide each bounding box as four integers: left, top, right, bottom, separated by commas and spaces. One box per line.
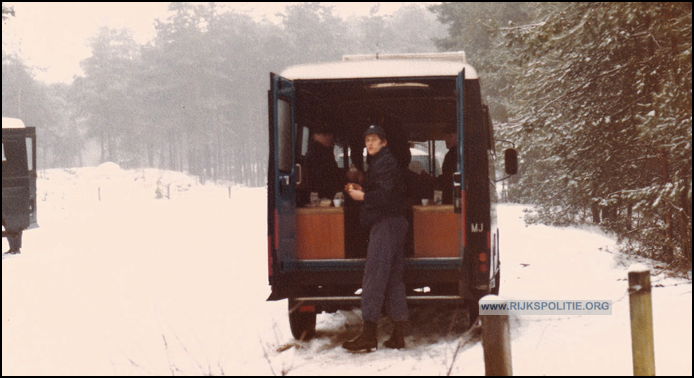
454, 69, 465, 239
455, 69, 473, 299
25, 127, 38, 229
268, 73, 298, 294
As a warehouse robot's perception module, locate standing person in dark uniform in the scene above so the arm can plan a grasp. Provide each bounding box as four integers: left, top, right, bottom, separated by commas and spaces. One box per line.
343, 125, 409, 352
5, 231, 22, 255
305, 126, 344, 200
438, 130, 457, 204
2, 137, 24, 255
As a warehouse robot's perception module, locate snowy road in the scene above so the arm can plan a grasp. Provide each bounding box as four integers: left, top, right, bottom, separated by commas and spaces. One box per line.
2, 166, 691, 375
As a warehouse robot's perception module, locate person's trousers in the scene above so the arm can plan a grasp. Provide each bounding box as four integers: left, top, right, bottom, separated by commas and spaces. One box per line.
361, 216, 409, 323
7, 230, 22, 250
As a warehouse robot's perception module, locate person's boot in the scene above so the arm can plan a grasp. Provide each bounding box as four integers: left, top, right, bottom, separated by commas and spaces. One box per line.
4, 248, 20, 255
342, 321, 378, 352
383, 321, 407, 349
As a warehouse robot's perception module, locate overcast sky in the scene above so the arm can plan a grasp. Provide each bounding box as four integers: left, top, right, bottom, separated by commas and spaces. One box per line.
2, 2, 430, 84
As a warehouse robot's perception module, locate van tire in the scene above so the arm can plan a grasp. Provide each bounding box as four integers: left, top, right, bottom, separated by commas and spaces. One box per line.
468, 298, 480, 325
288, 299, 316, 341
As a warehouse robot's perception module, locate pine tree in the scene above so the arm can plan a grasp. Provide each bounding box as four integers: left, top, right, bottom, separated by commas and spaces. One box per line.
499, 3, 692, 264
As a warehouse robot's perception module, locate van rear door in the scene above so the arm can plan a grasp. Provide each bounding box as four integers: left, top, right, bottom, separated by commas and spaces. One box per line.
454, 69, 474, 299
2, 127, 37, 231
454, 69, 466, 242
268, 73, 298, 290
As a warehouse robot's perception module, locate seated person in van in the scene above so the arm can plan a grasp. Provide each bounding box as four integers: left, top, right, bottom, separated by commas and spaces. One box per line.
438, 130, 457, 204
400, 146, 432, 202
305, 125, 345, 200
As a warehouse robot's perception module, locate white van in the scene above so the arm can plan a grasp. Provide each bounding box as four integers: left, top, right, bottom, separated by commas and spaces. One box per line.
266, 52, 517, 339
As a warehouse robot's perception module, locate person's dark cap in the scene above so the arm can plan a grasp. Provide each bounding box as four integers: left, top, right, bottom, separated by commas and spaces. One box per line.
362, 125, 386, 139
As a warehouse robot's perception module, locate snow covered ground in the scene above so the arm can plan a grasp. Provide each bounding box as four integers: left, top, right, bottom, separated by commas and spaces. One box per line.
2, 164, 692, 375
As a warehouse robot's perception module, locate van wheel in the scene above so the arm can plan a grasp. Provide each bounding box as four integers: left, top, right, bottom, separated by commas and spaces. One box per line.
491, 269, 501, 296
468, 286, 490, 326
468, 298, 480, 325
288, 299, 316, 341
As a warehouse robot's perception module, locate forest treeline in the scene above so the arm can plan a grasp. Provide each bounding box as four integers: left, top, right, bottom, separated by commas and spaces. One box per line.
2, 3, 691, 265
489, 3, 692, 266
2, 2, 446, 185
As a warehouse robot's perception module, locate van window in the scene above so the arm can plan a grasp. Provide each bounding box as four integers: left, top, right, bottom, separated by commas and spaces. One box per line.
2, 139, 27, 177
434, 140, 448, 176
277, 99, 293, 173
300, 126, 309, 158
407, 141, 444, 177
333, 144, 347, 168
26, 137, 33, 171
334, 146, 365, 169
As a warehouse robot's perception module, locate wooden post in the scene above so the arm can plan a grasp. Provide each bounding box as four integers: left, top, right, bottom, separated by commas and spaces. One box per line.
481, 294, 513, 376
628, 264, 655, 376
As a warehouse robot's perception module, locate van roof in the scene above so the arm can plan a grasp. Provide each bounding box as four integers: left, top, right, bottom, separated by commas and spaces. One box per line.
280, 54, 478, 81
343, 51, 468, 63
2, 117, 25, 129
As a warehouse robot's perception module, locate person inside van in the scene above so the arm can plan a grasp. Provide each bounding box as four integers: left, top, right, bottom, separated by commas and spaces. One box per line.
438, 130, 457, 204
304, 123, 345, 201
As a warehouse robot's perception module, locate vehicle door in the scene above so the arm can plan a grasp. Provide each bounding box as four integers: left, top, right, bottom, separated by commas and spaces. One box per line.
454, 69, 465, 245
2, 130, 30, 230
25, 127, 38, 228
268, 73, 298, 278
455, 69, 477, 299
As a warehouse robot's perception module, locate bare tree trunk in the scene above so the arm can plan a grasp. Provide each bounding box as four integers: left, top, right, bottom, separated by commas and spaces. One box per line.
592, 201, 601, 224
147, 143, 154, 167
101, 130, 106, 163
660, 149, 673, 261
682, 178, 692, 263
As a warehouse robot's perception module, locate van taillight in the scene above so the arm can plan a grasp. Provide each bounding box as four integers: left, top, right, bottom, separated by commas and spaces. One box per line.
299, 305, 315, 313
460, 191, 466, 247
274, 209, 279, 250
479, 263, 488, 273
269, 209, 279, 277
268, 236, 273, 277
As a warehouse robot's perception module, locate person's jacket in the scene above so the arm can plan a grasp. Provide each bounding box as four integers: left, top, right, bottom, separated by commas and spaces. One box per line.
438, 145, 456, 204
360, 147, 406, 229
305, 140, 343, 199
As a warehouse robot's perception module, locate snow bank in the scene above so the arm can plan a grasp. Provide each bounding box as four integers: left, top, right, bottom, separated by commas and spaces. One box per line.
2, 172, 691, 376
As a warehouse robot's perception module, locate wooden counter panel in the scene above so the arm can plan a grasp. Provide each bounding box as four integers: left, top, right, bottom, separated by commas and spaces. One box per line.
413, 205, 460, 258
296, 207, 344, 259
296, 206, 344, 215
